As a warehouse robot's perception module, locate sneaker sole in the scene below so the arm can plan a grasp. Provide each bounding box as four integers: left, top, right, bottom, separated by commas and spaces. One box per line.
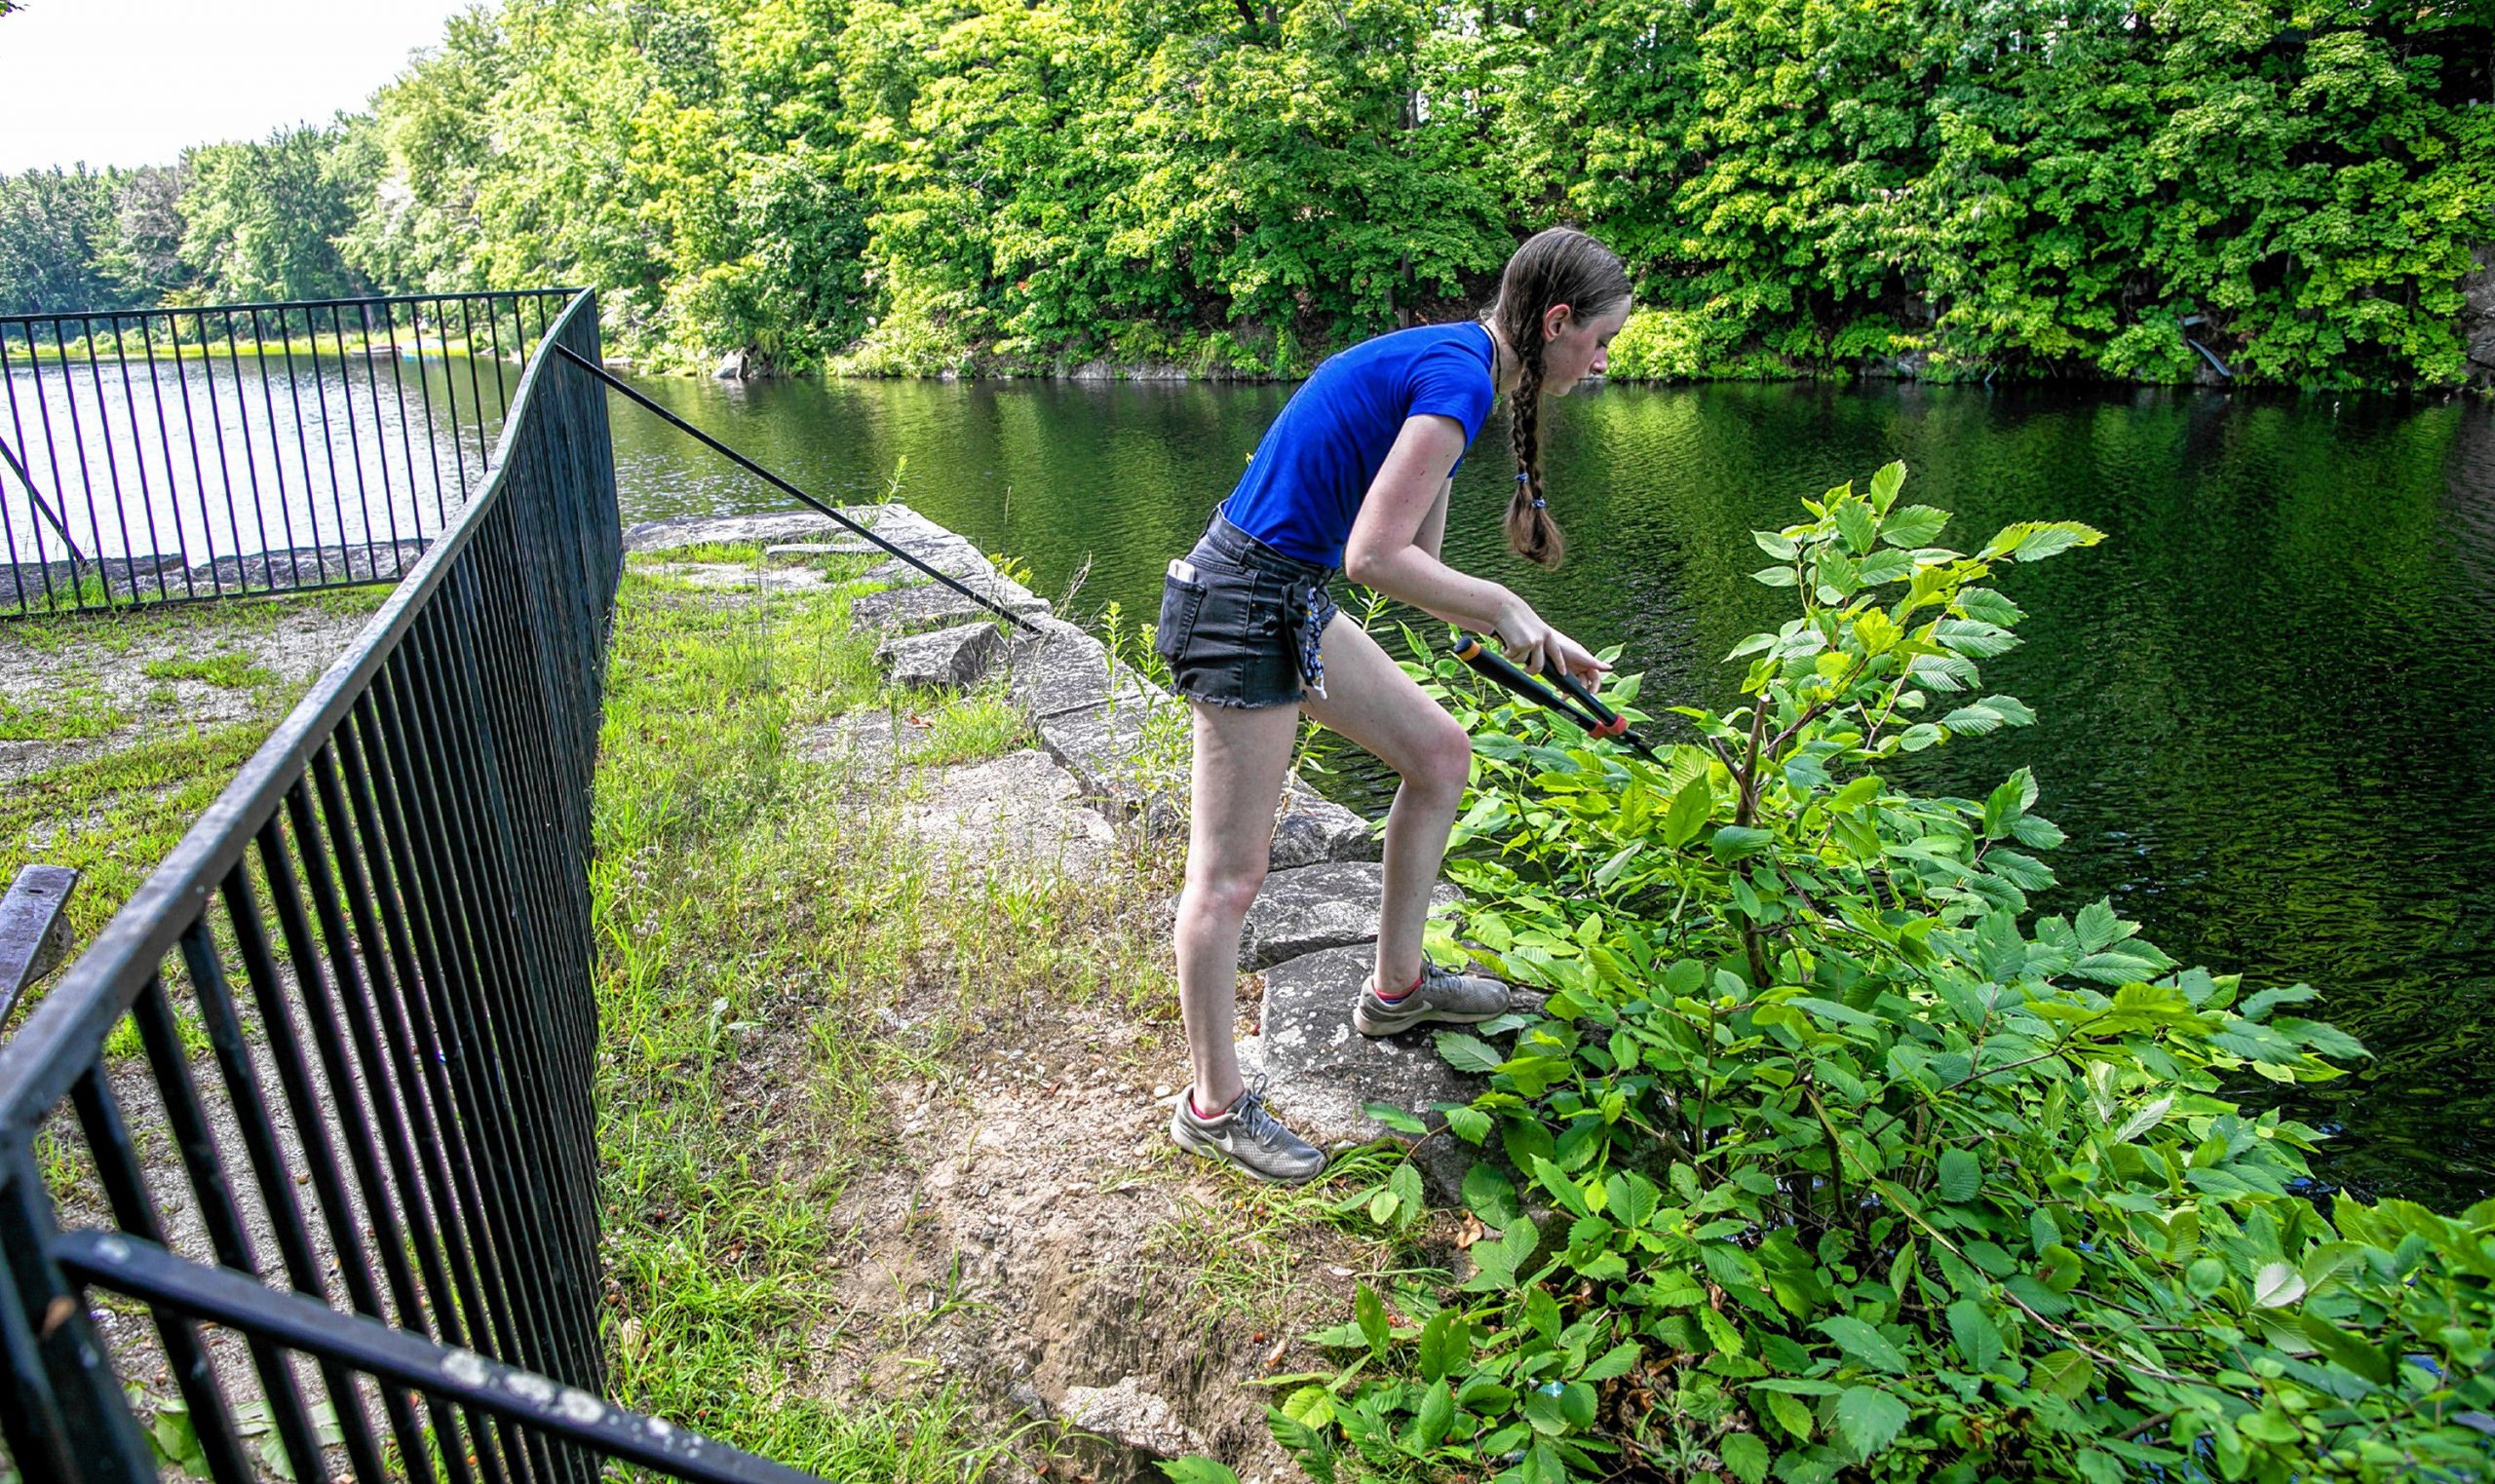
1352, 1002, 1505, 1037
1167, 1110, 1326, 1185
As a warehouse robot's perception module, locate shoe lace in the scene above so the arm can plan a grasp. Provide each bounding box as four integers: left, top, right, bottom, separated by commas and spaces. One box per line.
1231, 1077, 1290, 1146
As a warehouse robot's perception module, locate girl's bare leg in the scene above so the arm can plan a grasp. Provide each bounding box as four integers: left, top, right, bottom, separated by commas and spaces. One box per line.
1299, 612, 1474, 993
1173, 698, 1303, 1111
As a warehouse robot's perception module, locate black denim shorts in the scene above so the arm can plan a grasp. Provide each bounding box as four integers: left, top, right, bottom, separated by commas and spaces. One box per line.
1155, 512, 1341, 709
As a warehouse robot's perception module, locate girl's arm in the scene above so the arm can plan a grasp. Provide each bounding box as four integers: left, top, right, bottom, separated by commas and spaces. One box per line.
1416, 476, 1451, 562
1342, 415, 1604, 681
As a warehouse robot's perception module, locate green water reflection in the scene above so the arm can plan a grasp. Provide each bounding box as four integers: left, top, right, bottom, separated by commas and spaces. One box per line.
612, 373, 2495, 1205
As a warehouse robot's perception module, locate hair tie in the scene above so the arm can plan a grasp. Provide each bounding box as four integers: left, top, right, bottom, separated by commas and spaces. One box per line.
1531, 497, 1547, 510
1515, 471, 1530, 483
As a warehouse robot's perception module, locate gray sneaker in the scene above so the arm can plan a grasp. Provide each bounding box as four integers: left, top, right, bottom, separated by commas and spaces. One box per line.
1354, 958, 1511, 1037
1168, 1083, 1327, 1184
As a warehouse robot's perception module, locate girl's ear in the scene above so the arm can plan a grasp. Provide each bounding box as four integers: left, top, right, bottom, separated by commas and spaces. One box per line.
1540, 302, 1573, 343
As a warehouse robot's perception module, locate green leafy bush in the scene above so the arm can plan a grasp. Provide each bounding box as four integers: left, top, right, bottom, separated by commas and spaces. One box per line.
1277, 465, 2495, 1482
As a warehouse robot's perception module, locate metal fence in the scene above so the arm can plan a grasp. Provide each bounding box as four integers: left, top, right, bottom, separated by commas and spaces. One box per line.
0, 290, 812, 1484
0, 289, 576, 617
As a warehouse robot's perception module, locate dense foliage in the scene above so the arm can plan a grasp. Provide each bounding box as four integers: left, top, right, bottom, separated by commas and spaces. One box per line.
1259, 466, 2495, 1481
4, 1, 2488, 387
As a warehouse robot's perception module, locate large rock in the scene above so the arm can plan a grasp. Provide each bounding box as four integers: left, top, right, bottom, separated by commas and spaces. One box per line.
765, 540, 878, 561
861, 536, 991, 589
1006, 618, 1160, 720
1238, 861, 1460, 971
1270, 777, 1379, 866
850, 582, 1048, 635
1058, 1376, 1209, 1461
624, 504, 916, 554
1251, 945, 1500, 1199
1032, 692, 1190, 835
877, 622, 1005, 689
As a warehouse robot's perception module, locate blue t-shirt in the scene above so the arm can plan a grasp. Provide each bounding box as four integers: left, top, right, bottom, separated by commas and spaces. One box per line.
1220, 322, 1496, 568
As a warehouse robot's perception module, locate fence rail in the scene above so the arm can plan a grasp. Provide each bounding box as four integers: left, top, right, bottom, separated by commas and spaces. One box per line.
0, 289, 577, 617
0, 289, 815, 1484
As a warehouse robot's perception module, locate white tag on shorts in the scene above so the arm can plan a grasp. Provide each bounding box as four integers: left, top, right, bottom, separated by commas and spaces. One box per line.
1167, 557, 1202, 584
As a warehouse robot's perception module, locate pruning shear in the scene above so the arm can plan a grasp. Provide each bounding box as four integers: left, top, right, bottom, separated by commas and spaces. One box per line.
1448, 632, 1664, 766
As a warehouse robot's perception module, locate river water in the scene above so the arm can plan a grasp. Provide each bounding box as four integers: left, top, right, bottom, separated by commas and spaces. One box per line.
613, 373, 2495, 1205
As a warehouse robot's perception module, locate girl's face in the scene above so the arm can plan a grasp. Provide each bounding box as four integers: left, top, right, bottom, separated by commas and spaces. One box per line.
1541, 302, 1631, 393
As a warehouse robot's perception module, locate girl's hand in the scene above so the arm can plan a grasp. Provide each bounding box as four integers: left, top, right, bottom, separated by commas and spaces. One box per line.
1493, 603, 1610, 683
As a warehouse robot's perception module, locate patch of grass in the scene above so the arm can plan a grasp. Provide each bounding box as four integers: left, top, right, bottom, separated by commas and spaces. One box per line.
905, 681, 1030, 766
0, 687, 129, 741
5, 585, 389, 656
142, 653, 282, 689
594, 572, 1045, 1470
0, 715, 299, 943
628, 541, 769, 565
1143, 1142, 1431, 1333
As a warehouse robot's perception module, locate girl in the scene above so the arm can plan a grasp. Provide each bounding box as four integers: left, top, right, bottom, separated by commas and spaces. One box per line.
1158, 227, 1631, 1182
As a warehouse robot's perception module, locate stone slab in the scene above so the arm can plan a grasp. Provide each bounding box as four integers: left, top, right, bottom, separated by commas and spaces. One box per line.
1250, 945, 1496, 1199
1032, 693, 1190, 836
765, 540, 878, 560
1270, 777, 1380, 866
623, 503, 923, 554
1238, 861, 1460, 971
877, 621, 1006, 689
849, 582, 1049, 635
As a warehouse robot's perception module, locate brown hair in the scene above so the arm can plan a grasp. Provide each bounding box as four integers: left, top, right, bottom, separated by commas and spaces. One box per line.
1487, 227, 1631, 568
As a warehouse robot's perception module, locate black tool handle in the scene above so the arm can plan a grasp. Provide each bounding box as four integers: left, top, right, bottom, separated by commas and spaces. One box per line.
1450, 632, 1665, 765
1449, 633, 1608, 733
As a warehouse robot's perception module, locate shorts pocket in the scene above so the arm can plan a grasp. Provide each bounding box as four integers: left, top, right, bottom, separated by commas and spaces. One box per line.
1154, 570, 1208, 663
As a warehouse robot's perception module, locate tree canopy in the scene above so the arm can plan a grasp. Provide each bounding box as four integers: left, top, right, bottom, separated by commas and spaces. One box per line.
4, 0, 2489, 389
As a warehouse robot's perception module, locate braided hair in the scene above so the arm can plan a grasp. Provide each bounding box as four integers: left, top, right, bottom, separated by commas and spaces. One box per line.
1488, 227, 1631, 568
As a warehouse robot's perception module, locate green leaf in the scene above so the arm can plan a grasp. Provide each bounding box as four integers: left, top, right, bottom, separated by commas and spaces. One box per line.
1462, 1163, 1519, 1227
1160, 1462, 1244, 1484
1355, 1283, 1389, 1359
1833, 501, 1877, 554
1867, 461, 1906, 514
1944, 1301, 2002, 1373
1579, 1340, 1642, 1383
1834, 1387, 1909, 1462
1411, 1378, 1456, 1450
1665, 776, 1713, 848
1760, 1388, 1815, 1442
2298, 1313, 2392, 1387
1878, 504, 1950, 548
1442, 1105, 1492, 1146
1709, 825, 1773, 862
1752, 564, 1801, 588
2030, 1350, 2095, 1400
1814, 1314, 1907, 1374
1363, 1101, 1429, 1135
1418, 1310, 1471, 1382
1936, 1149, 1979, 1204
2252, 1261, 2307, 1309
1719, 1431, 1771, 1484
1436, 1033, 1502, 1074
1754, 529, 1798, 559
1281, 1384, 1334, 1428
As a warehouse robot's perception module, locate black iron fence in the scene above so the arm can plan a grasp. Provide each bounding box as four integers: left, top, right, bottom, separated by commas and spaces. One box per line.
0, 290, 813, 1484
0, 289, 576, 617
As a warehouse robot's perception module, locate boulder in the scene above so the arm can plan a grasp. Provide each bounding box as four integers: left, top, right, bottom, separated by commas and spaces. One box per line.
1251, 945, 1501, 1199
764, 541, 877, 561
1270, 777, 1378, 867
1058, 1376, 1208, 1460
624, 506, 912, 554
1238, 861, 1460, 971
849, 582, 1048, 635
876, 622, 1005, 689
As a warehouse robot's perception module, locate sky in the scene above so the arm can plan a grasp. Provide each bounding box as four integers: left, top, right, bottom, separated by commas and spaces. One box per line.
0, 0, 481, 173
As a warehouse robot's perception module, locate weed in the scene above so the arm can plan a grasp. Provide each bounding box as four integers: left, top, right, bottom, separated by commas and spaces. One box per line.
142, 653, 281, 689
0, 687, 129, 741
906, 684, 1029, 766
